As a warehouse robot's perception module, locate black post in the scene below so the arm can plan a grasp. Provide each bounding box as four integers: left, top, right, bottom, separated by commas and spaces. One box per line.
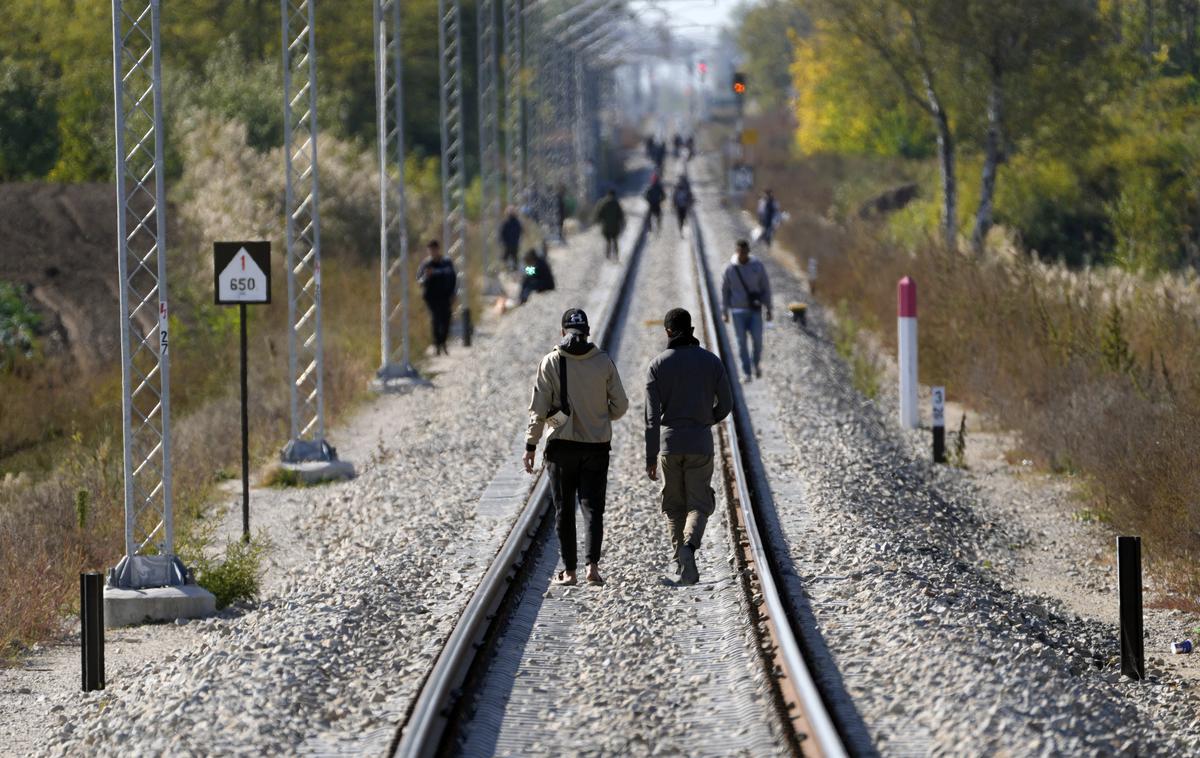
80, 572, 104, 692
240, 303, 250, 543
933, 427, 946, 463
1118, 536, 1144, 680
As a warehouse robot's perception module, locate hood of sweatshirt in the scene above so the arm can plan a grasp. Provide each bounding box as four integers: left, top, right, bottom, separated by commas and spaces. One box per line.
557, 332, 598, 358
667, 333, 701, 350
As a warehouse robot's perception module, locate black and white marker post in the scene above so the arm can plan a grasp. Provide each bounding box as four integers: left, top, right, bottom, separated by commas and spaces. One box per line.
932, 386, 946, 463
214, 242, 271, 542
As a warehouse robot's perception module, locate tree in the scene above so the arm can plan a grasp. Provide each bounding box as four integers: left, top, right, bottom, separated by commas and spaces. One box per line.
737, 0, 812, 109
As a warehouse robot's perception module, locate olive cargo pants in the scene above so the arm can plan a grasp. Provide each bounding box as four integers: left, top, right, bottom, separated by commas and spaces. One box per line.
660, 453, 716, 559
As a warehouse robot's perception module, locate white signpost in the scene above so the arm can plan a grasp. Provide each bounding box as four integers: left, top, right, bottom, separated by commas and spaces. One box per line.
214, 241, 271, 541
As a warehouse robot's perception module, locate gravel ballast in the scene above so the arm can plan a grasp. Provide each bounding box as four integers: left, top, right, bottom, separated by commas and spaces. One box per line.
29, 195, 644, 757
692, 155, 1200, 756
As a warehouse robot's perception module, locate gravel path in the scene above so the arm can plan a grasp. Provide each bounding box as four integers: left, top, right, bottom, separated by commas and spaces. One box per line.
18, 185, 645, 757
457, 202, 784, 757
692, 155, 1200, 755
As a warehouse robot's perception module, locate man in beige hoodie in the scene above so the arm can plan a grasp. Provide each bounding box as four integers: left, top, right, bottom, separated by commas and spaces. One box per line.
524, 308, 629, 585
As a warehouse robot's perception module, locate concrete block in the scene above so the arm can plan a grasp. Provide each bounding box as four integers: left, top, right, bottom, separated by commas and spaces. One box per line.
104, 584, 216, 628
280, 459, 356, 484
369, 375, 431, 395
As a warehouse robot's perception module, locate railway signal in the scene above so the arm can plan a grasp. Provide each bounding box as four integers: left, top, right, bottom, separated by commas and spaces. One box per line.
732, 71, 746, 95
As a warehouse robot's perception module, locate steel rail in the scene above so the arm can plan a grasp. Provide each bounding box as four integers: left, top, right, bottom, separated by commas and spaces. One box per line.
390, 208, 653, 758
688, 213, 847, 758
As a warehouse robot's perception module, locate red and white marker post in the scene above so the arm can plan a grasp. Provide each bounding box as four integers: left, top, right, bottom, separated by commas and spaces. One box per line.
898, 277, 919, 428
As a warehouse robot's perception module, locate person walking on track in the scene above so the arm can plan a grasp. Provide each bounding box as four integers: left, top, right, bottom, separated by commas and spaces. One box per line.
644, 174, 666, 234
416, 239, 457, 355
525, 308, 629, 586
593, 189, 626, 261
721, 239, 773, 382
672, 175, 693, 236
645, 308, 732, 586
757, 189, 780, 247
500, 206, 523, 271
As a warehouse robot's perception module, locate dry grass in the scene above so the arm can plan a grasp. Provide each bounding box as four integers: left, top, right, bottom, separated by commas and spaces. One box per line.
751, 112, 1200, 600
0, 116, 436, 659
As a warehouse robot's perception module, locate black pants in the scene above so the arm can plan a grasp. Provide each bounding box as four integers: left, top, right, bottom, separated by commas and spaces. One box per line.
675, 206, 688, 232
503, 244, 519, 271
603, 234, 619, 260
546, 447, 610, 570
648, 205, 662, 230
426, 297, 452, 350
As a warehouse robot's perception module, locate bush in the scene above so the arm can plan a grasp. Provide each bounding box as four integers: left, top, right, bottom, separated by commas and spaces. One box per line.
186, 536, 271, 610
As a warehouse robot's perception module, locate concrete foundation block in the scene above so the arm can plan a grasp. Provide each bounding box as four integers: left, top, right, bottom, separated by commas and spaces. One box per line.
281, 459, 356, 484
104, 584, 216, 628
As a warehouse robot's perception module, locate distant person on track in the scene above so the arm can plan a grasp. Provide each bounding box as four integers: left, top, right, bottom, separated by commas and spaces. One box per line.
652, 140, 667, 175
524, 308, 629, 587
417, 240, 457, 355
555, 185, 568, 242
500, 206, 523, 272
518, 248, 556, 305
593, 189, 626, 261
645, 308, 732, 586
672, 175, 693, 236
644, 174, 666, 233
721, 239, 773, 381
756, 189, 780, 248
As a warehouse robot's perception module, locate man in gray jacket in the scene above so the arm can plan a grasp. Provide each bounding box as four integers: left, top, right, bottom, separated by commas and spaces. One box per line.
645, 308, 733, 585
721, 239, 773, 382
525, 308, 629, 586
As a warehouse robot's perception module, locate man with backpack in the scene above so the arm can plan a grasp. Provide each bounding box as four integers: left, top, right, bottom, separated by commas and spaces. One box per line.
524, 308, 629, 586
757, 189, 780, 247
721, 239, 774, 381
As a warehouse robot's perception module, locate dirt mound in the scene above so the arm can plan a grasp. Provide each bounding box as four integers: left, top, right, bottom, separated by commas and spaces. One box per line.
0, 183, 125, 373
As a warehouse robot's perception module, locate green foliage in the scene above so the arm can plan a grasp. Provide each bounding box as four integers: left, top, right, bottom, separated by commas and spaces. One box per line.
0, 59, 59, 179
1100, 304, 1136, 375
74, 489, 89, 530
181, 39, 284, 152
833, 300, 882, 399
736, 0, 811, 109
189, 537, 271, 610
0, 282, 40, 369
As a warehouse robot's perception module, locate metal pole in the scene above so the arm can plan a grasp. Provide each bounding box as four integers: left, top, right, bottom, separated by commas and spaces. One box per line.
375, 0, 419, 385
1118, 536, 1145, 680
80, 573, 105, 692
240, 303, 249, 542
281, 0, 335, 461
109, 0, 185, 588
438, 0, 470, 345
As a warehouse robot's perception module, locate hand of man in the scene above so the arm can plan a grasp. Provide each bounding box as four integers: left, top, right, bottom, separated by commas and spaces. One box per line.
647, 463, 658, 481
722, 312, 729, 324
766, 310, 774, 322
523, 450, 536, 474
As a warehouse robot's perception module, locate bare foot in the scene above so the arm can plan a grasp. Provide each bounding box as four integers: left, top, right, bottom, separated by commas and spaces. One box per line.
553, 570, 577, 586
585, 564, 604, 585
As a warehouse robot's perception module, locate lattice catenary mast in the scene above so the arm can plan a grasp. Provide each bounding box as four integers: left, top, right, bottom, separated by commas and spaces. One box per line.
478, 0, 502, 276
280, 0, 338, 462
503, 0, 524, 205
439, 0, 471, 344
109, 0, 188, 589
374, 0, 420, 385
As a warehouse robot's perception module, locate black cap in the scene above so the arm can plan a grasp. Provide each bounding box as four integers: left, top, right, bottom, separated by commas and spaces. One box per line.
664, 307, 692, 334
562, 308, 590, 335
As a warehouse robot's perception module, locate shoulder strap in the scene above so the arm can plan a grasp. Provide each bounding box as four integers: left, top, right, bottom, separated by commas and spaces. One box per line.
732, 262, 752, 292
558, 352, 571, 416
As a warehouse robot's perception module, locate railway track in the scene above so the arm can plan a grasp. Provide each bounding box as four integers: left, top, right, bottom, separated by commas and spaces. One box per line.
390, 176, 849, 758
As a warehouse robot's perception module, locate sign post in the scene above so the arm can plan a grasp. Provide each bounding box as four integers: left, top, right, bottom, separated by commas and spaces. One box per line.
932, 386, 946, 463
214, 242, 271, 542
898, 277, 919, 429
